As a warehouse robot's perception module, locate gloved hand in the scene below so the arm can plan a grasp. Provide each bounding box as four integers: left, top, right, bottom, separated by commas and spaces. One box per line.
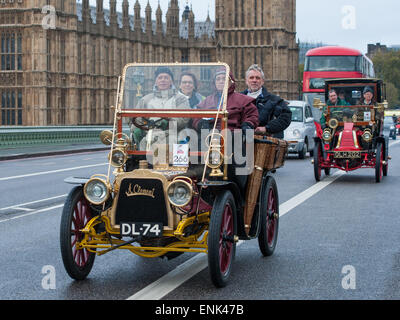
198, 119, 212, 130
241, 122, 254, 143
241, 122, 254, 133
133, 127, 144, 145
159, 119, 169, 131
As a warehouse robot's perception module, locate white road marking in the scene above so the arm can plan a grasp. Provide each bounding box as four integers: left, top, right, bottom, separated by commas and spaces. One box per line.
126, 172, 344, 300
280, 171, 344, 216
11, 207, 34, 212
0, 204, 64, 223
127, 241, 245, 301
389, 140, 400, 147
0, 163, 107, 181
0, 194, 67, 212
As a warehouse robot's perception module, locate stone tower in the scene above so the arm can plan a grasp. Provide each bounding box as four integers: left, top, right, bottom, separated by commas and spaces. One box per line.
215, 0, 298, 98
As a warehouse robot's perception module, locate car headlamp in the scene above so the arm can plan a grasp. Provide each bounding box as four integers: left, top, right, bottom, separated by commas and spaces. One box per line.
84, 176, 110, 205
292, 129, 301, 138
322, 129, 332, 142
167, 180, 193, 207
328, 118, 339, 130
362, 129, 373, 143
109, 149, 127, 168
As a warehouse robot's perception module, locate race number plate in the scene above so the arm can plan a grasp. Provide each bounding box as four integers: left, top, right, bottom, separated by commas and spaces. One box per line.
120, 222, 163, 238
172, 144, 189, 167
334, 151, 361, 159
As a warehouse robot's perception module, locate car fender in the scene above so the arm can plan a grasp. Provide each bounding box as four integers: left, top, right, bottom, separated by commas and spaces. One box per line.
198, 181, 247, 238
64, 177, 90, 185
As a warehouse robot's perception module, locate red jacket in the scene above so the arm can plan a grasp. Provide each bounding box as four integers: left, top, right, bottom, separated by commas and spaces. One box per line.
193, 73, 259, 130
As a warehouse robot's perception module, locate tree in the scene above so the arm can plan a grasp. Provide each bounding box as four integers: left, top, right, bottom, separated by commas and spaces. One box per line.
372, 51, 400, 107
298, 63, 304, 94
385, 82, 400, 108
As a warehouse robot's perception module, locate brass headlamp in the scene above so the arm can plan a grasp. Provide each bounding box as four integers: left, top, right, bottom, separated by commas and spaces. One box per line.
362, 128, 373, 143
84, 174, 111, 205
322, 128, 333, 142
328, 118, 339, 130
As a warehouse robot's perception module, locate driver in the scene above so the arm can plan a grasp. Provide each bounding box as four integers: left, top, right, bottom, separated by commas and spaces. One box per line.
361, 86, 374, 106
320, 89, 350, 126
131, 67, 190, 149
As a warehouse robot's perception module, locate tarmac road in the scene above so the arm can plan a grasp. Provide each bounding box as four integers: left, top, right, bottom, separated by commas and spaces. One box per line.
0, 141, 399, 301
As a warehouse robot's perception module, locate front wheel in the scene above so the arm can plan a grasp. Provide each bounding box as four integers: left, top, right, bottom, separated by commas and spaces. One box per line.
375, 143, 384, 183
313, 140, 322, 182
258, 176, 279, 256
208, 190, 237, 288
60, 186, 96, 280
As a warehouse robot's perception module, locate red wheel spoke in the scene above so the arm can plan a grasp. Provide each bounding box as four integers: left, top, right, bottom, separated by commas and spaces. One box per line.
70, 197, 92, 268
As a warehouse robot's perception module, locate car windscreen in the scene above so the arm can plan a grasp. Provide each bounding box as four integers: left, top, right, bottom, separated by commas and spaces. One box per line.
289, 106, 303, 122
328, 85, 376, 106
328, 106, 373, 123
305, 56, 359, 72
121, 65, 228, 111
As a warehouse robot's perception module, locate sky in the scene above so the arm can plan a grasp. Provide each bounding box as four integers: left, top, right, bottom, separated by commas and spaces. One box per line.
87, 0, 400, 54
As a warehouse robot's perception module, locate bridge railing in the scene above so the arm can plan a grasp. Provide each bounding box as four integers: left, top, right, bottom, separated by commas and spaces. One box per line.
0, 126, 119, 149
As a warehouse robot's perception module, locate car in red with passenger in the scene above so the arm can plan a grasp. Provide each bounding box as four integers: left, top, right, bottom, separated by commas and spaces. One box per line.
312, 78, 390, 183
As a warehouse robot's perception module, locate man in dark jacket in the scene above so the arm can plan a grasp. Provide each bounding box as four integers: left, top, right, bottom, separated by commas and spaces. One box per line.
242, 64, 291, 139
193, 69, 259, 131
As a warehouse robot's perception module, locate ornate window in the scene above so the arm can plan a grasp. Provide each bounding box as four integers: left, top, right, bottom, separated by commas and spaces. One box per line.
1, 89, 23, 125
1, 33, 22, 71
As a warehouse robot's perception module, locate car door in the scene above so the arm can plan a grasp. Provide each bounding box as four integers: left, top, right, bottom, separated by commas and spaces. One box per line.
304, 104, 315, 150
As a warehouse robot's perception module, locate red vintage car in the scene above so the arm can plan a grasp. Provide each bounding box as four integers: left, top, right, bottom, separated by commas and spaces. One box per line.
312, 78, 390, 183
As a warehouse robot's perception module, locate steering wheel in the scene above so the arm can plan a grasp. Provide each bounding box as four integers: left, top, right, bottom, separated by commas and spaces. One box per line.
132, 117, 169, 131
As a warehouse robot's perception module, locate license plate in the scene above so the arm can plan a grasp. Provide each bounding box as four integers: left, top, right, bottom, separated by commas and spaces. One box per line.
334, 151, 361, 159
120, 222, 163, 238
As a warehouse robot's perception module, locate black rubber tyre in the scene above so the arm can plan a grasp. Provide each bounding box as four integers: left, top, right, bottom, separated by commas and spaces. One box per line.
298, 143, 307, 159
60, 186, 96, 280
208, 190, 237, 288
258, 176, 279, 256
375, 143, 383, 183
313, 140, 322, 182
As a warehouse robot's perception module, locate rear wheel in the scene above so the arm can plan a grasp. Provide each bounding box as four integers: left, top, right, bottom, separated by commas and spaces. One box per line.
313, 140, 322, 182
208, 190, 237, 288
375, 143, 384, 183
258, 176, 279, 256
60, 186, 96, 280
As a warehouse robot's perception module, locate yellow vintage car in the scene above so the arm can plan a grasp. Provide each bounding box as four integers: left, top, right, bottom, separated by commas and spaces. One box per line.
60, 63, 287, 287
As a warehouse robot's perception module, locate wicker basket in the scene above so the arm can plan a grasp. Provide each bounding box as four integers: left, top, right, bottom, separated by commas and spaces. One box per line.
243, 135, 288, 235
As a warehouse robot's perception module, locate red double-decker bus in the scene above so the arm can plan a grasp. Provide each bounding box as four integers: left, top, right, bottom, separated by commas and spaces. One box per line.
302, 46, 375, 109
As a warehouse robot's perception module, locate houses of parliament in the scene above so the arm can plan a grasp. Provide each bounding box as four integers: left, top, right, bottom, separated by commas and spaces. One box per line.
0, 0, 298, 126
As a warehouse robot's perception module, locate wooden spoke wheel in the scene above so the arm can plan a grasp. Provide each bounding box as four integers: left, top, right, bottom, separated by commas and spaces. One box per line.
208, 190, 237, 288
258, 176, 279, 256
313, 140, 322, 182
375, 142, 384, 183
60, 186, 96, 280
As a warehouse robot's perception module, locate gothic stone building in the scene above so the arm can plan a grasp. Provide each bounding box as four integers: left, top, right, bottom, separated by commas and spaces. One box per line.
0, 0, 298, 126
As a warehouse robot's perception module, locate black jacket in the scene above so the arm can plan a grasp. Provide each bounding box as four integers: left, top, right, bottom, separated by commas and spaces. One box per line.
242, 87, 292, 138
